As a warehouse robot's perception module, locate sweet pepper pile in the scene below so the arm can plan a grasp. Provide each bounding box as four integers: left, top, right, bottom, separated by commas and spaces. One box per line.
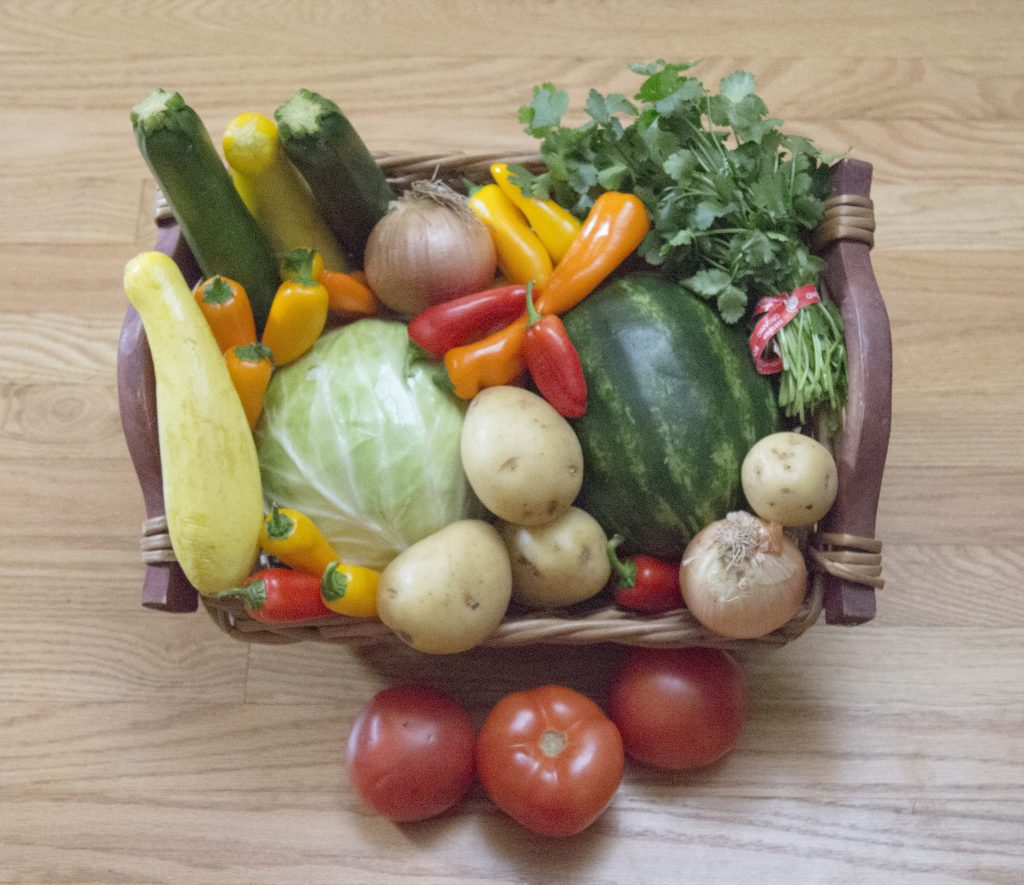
409, 179, 651, 413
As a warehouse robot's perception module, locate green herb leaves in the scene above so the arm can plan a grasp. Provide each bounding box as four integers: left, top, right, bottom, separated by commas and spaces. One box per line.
516, 61, 837, 324
518, 83, 569, 136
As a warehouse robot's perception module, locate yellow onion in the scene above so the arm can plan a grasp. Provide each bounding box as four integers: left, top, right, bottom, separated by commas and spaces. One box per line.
680, 511, 807, 639
364, 180, 498, 317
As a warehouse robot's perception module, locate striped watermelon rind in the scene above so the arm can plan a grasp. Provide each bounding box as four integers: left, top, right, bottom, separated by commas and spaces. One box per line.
563, 273, 780, 559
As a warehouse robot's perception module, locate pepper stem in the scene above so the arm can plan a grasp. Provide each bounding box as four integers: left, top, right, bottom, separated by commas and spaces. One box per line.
216, 579, 267, 612
233, 342, 275, 365
201, 276, 234, 305
263, 505, 297, 541
321, 562, 350, 602
279, 248, 319, 286
606, 535, 638, 589
524, 280, 541, 327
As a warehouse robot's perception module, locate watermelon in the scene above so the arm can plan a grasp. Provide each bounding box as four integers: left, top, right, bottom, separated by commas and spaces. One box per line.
563, 273, 779, 559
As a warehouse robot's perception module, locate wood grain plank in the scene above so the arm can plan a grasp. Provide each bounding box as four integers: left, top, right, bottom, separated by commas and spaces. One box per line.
0, 246, 145, 314
0, 583, 248, 703
2, 0, 1021, 58
0, 173, 141, 245
876, 466, 1023, 546
0, 381, 123, 461
3, 54, 1023, 122
0, 315, 120, 385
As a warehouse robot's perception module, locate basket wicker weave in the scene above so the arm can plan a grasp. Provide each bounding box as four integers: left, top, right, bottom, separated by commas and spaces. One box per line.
117, 152, 891, 649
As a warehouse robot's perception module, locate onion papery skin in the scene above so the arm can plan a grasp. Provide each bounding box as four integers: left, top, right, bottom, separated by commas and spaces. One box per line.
364, 187, 498, 317
679, 512, 807, 639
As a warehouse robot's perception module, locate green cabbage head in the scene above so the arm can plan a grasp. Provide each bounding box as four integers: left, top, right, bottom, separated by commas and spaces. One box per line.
255, 319, 480, 570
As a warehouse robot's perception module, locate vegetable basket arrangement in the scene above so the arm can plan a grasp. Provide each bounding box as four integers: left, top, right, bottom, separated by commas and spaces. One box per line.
118, 62, 890, 653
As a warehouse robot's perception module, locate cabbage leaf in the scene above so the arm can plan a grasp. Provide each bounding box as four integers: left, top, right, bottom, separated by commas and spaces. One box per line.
255, 319, 481, 569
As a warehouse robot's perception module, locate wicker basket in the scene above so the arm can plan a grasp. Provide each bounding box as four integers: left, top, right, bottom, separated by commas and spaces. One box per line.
117, 152, 890, 649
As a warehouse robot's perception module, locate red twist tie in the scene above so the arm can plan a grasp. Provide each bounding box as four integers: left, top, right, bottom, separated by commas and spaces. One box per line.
748, 284, 822, 374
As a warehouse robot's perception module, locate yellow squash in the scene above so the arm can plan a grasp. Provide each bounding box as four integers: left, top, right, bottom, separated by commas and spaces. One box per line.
124, 251, 264, 595
223, 112, 349, 273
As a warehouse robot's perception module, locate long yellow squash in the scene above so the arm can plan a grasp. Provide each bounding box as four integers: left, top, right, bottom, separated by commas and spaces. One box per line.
222, 112, 349, 273
124, 251, 264, 595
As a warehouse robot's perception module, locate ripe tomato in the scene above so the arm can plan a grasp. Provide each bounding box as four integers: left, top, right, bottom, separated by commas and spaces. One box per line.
607, 646, 747, 770
476, 684, 624, 838
346, 684, 475, 823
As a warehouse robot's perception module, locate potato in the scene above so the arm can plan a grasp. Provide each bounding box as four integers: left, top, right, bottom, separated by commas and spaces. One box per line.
502, 507, 612, 609
460, 386, 584, 526
377, 520, 512, 654
741, 431, 839, 527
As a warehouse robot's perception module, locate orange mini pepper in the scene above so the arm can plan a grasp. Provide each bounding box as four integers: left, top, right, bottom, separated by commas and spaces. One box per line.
444, 314, 528, 400
193, 275, 257, 353
224, 342, 274, 428
261, 248, 328, 366
534, 191, 651, 315
318, 269, 380, 318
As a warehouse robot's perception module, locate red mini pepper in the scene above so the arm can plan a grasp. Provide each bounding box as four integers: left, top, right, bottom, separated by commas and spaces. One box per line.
607, 535, 683, 614
216, 568, 332, 623
523, 282, 587, 418
408, 284, 528, 358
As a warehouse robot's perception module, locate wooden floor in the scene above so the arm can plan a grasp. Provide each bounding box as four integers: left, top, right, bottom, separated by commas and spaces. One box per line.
2, 2, 1022, 882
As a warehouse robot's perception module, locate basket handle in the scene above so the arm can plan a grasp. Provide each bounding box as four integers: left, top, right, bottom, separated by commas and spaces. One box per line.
813, 158, 892, 624
116, 210, 202, 612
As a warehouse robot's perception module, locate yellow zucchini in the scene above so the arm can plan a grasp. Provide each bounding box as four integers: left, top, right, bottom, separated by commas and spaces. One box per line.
222, 112, 349, 273
124, 251, 264, 595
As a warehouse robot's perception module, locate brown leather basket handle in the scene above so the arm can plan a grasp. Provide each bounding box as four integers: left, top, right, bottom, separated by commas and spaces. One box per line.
814, 159, 892, 624
116, 209, 202, 612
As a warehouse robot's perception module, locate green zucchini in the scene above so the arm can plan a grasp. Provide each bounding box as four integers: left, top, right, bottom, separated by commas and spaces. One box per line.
274, 89, 394, 266
130, 89, 281, 332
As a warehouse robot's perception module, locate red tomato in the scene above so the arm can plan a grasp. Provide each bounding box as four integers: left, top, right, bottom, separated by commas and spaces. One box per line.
476, 685, 624, 838
346, 684, 476, 823
607, 647, 747, 770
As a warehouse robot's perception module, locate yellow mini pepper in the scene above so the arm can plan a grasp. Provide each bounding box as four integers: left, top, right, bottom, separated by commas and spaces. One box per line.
261, 248, 328, 366
259, 505, 339, 576
490, 163, 582, 264
468, 183, 552, 289
320, 561, 379, 618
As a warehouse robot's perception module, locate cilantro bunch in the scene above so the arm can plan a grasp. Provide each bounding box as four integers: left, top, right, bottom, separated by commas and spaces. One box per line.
515, 61, 839, 324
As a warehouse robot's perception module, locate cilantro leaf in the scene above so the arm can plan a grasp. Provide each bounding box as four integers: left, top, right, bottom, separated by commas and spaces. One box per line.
692, 200, 734, 230
719, 70, 756, 103
682, 268, 732, 297
519, 83, 569, 136
717, 286, 749, 324
597, 162, 629, 190
663, 149, 697, 183
585, 89, 637, 124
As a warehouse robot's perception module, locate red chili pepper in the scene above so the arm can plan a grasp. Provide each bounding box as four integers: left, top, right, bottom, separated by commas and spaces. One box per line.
215, 568, 332, 623
522, 282, 587, 418
608, 535, 683, 614
408, 284, 528, 358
